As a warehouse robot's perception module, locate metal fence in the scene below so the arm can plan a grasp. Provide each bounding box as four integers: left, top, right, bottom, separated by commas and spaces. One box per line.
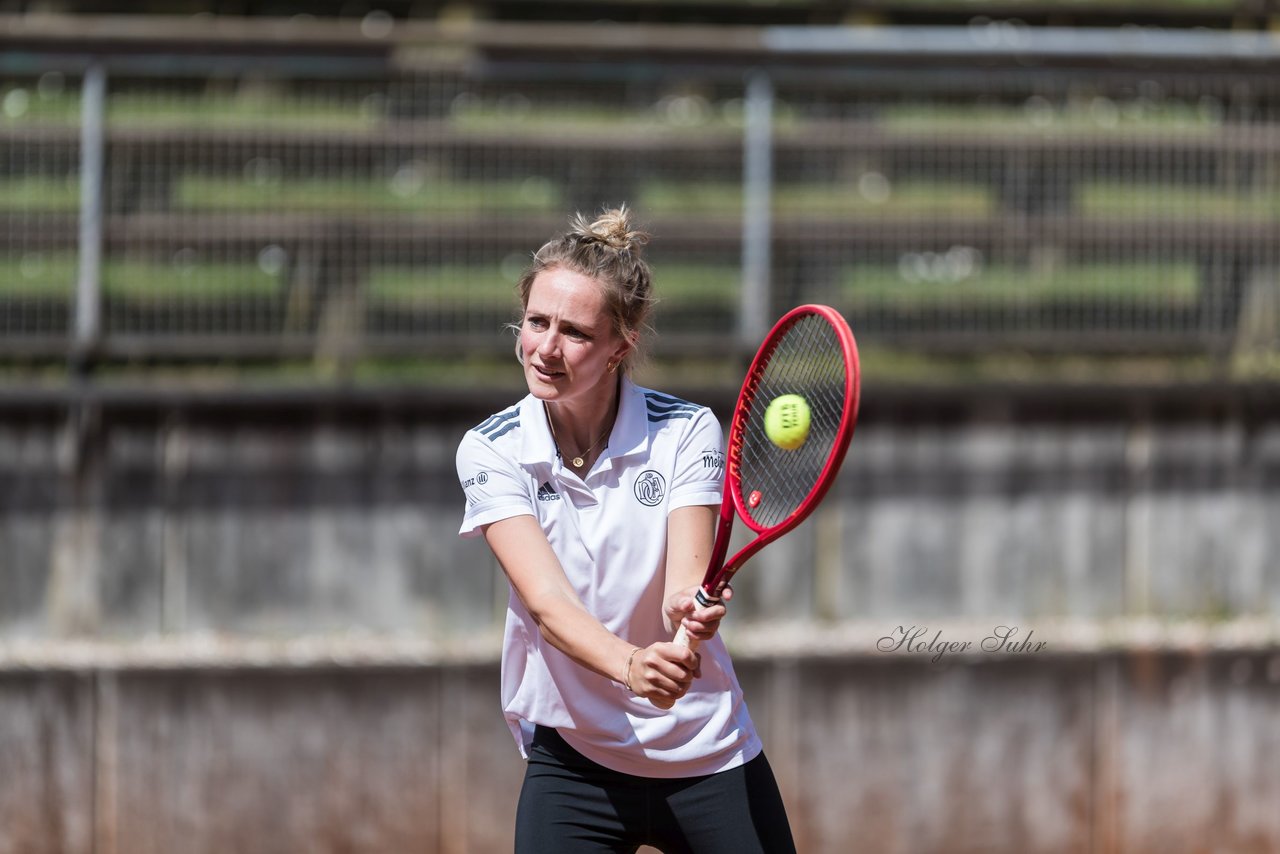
2, 18, 1280, 366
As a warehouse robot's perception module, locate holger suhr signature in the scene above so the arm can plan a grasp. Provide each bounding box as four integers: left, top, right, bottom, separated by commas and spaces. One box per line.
877, 625, 1048, 663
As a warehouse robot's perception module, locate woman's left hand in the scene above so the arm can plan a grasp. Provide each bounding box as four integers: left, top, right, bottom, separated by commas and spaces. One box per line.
664, 584, 732, 642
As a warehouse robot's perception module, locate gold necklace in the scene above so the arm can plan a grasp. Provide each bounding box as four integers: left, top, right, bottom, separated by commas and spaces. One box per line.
546, 410, 610, 469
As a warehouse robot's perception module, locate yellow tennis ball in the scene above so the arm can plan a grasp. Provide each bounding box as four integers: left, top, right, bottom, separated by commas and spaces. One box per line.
764, 394, 811, 450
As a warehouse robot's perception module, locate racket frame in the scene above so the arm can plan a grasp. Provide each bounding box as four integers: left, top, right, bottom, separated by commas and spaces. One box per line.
656, 305, 858, 707
697, 303, 860, 606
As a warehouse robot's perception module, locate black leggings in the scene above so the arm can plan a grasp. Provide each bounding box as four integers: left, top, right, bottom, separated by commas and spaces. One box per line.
515, 726, 797, 854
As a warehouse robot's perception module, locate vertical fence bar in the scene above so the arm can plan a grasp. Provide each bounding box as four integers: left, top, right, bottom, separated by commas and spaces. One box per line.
738, 70, 774, 350
75, 63, 106, 366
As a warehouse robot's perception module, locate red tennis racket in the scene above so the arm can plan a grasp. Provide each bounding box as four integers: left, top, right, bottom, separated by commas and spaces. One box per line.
654, 304, 860, 708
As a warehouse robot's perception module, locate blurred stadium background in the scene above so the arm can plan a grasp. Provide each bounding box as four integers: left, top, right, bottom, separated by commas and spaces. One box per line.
1, 2, 1278, 853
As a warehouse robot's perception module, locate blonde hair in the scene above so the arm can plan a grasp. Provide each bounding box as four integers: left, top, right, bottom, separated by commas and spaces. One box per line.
515, 206, 656, 373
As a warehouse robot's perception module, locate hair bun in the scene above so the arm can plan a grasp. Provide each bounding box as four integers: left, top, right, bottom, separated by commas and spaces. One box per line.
573, 206, 649, 252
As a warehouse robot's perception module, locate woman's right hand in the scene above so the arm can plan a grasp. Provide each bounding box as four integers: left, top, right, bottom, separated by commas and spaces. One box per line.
627, 642, 701, 704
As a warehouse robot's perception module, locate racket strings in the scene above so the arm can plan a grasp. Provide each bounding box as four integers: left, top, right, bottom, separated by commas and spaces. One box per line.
736, 313, 849, 529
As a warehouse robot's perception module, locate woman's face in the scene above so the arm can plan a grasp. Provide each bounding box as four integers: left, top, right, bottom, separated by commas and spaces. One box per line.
519, 266, 630, 406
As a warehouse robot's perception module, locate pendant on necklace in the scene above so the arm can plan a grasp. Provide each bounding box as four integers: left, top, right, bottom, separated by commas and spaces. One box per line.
571, 456, 585, 468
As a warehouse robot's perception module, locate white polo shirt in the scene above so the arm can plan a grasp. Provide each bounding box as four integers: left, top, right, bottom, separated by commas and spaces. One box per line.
456, 377, 762, 778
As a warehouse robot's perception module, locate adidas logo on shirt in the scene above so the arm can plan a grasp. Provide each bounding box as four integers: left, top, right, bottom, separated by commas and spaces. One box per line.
536, 481, 561, 502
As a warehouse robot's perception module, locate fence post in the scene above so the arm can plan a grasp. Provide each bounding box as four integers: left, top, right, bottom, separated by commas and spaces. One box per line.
54, 64, 109, 640
738, 69, 774, 351
74, 63, 106, 367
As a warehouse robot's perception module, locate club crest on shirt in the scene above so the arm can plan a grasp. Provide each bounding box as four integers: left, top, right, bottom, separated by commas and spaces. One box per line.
633, 470, 666, 507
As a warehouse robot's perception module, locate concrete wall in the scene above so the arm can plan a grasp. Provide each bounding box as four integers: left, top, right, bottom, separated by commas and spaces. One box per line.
1, 384, 1278, 640
1, 383, 1278, 852
0, 390, 493, 640
2, 650, 1278, 854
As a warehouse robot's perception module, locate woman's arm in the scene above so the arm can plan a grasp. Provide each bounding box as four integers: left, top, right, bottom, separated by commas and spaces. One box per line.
663, 504, 731, 642
482, 514, 699, 702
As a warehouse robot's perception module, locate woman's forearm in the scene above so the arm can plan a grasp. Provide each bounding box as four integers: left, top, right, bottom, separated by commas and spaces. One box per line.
527, 584, 637, 685
484, 515, 637, 686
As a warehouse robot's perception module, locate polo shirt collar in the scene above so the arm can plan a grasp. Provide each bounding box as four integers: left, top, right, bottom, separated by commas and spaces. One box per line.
516, 376, 650, 470
517, 393, 556, 469
607, 377, 651, 463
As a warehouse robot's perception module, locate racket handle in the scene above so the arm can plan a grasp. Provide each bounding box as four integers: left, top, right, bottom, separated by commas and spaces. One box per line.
672, 622, 701, 651
650, 625, 703, 710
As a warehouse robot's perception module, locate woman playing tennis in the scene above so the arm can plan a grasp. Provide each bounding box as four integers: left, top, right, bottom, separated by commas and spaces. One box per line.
456, 207, 796, 853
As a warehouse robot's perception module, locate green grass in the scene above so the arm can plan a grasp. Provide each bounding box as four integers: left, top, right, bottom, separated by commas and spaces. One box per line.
2, 89, 741, 135
0, 253, 78, 296
369, 262, 742, 308
103, 259, 284, 299
369, 265, 515, 308
174, 175, 562, 213
0, 254, 283, 299
640, 180, 993, 217
851, 346, 1223, 385
1080, 183, 1280, 220
843, 262, 1201, 305
449, 97, 1224, 139
1, 257, 740, 305
448, 100, 746, 135
3, 81, 1227, 141
0, 88, 384, 131
0, 86, 81, 125
3, 255, 1201, 306
0, 176, 80, 211
650, 263, 741, 302
107, 92, 381, 131
880, 102, 1218, 137
19, 169, 1280, 226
